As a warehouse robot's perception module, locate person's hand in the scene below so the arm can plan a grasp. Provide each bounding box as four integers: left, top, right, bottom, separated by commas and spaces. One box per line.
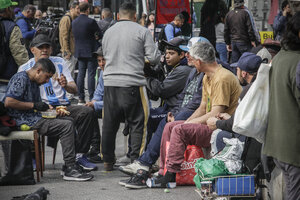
167, 112, 174, 122
33, 102, 49, 111
251, 41, 256, 48
56, 109, 66, 117
85, 101, 95, 109
217, 113, 231, 120
206, 117, 218, 131
226, 45, 232, 52
58, 74, 67, 88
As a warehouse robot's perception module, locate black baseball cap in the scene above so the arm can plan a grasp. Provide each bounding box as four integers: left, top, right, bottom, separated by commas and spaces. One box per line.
30, 34, 52, 48
161, 37, 185, 49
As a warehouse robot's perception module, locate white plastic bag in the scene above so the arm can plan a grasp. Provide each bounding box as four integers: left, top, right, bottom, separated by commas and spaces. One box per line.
232, 63, 271, 143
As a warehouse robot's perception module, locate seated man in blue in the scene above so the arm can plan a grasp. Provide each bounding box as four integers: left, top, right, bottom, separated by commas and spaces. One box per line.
4, 58, 93, 182
84, 47, 106, 163
164, 14, 184, 41
18, 34, 98, 171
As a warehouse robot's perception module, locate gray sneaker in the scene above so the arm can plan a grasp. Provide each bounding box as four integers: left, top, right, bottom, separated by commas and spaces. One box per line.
115, 155, 131, 166
119, 160, 149, 176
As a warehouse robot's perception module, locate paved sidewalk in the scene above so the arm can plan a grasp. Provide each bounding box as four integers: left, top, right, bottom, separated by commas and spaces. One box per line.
0, 122, 200, 200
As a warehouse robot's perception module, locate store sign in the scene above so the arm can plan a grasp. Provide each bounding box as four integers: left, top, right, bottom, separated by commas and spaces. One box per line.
259, 31, 274, 44
156, 0, 190, 24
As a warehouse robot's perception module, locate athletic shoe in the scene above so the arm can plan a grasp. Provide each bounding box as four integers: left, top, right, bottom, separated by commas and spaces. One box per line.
146, 171, 176, 188
77, 155, 98, 171
115, 155, 131, 166
63, 164, 94, 181
87, 154, 103, 163
119, 160, 149, 176
125, 169, 149, 189
77, 99, 86, 105
119, 176, 134, 186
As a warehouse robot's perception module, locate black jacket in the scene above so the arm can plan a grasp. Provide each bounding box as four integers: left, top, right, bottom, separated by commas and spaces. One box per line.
224, 7, 256, 45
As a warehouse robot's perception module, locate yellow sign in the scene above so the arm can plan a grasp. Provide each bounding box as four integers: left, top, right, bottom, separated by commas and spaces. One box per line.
259, 31, 274, 44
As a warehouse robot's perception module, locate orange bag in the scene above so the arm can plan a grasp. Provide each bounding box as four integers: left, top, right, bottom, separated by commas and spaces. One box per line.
164, 141, 204, 185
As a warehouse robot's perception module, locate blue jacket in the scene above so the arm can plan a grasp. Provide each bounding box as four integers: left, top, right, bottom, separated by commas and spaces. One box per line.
273, 11, 288, 41
92, 70, 104, 111
164, 22, 181, 41
15, 13, 35, 40
0, 19, 18, 80
72, 14, 101, 58
170, 68, 204, 115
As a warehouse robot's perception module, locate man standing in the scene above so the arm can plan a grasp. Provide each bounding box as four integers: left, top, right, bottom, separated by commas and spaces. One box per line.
5, 58, 93, 181
59, 0, 80, 103
15, 4, 36, 58
102, 2, 160, 171
0, 0, 28, 101
264, 12, 300, 200
19, 34, 98, 171
224, 0, 256, 63
273, 1, 292, 41
97, 8, 116, 35
72, 2, 101, 103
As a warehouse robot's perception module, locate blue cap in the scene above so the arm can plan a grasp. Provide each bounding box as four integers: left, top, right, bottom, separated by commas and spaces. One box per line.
237, 52, 262, 73
179, 37, 210, 51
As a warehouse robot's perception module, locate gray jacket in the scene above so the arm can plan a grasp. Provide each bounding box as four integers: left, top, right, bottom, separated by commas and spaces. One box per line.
102, 20, 161, 87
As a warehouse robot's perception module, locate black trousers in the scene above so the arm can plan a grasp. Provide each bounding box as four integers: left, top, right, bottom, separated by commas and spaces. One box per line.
102, 86, 149, 163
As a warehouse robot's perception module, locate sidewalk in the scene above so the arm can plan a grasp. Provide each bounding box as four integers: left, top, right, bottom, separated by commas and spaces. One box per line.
0, 121, 199, 200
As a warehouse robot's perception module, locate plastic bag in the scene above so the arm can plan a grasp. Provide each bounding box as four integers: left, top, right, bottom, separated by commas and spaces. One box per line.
232, 63, 271, 143
193, 158, 229, 189
164, 141, 204, 186
214, 138, 244, 174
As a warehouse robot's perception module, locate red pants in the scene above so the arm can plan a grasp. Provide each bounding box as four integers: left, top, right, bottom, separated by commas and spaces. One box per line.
159, 121, 212, 174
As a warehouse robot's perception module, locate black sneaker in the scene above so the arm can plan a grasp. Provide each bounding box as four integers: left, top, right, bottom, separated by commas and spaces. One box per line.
125, 169, 149, 189
146, 171, 176, 188
119, 176, 134, 186
63, 164, 94, 181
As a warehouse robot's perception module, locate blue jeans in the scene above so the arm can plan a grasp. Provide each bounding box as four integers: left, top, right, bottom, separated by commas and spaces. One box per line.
0, 83, 8, 102
77, 57, 97, 101
138, 110, 193, 167
216, 130, 246, 152
216, 43, 228, 63
231, 41, 252, 63
146, 105, 169, 148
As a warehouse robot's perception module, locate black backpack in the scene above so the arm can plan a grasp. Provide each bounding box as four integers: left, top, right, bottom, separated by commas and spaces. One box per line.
157, 23, 179, 52
0, 18, 8, 74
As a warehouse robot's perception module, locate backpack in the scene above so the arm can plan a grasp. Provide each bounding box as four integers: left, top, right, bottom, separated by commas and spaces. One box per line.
157, 23, 178, 52
0, 18, 8, 74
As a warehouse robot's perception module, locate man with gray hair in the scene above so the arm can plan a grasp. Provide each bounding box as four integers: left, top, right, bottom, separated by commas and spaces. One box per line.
147, 42, 242, 188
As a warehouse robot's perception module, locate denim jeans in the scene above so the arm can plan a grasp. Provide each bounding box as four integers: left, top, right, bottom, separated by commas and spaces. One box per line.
216, 130, 246, 151
77, 57, 97, 101
0, 83, 8, 102
231, 41, 252, 63
216, 42, 228, 63
138, 110, 193, 167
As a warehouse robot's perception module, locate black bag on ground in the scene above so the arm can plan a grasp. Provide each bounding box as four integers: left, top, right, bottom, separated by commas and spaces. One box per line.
0, 140, 35, 185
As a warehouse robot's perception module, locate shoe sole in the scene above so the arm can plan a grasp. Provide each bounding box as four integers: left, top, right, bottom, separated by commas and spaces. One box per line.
125, 184, 147, 189
146, 178, 176, 188
78, 164, 98, 171
119, 167, 135, 176
118, 180, 128, 186
63, 176, 93, 181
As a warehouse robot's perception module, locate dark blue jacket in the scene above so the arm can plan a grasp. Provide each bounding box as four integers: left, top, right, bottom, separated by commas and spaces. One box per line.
0, 19, 18, 80
15, 13, 35, 40
72, 14, 101, 58
170, 68, 204, 115
273, 11, 288, 41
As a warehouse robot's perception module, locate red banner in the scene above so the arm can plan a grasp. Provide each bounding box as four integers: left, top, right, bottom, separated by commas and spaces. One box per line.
156, 0, 190, 24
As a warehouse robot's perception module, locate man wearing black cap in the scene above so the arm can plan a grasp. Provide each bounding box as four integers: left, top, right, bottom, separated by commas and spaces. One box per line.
18, 34, 99, 172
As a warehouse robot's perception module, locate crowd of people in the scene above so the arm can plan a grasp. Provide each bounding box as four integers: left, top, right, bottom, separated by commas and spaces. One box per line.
0, 0, 300, 199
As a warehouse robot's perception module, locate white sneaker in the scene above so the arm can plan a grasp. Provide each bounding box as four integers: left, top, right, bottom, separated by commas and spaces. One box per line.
118, 160, 149, 176
115, 155, 131, 166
